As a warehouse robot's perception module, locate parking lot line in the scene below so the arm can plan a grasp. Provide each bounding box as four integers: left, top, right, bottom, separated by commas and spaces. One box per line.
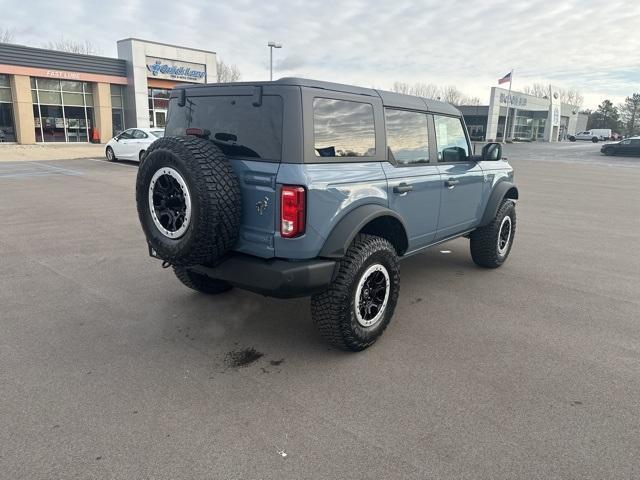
86, 158, 139, 168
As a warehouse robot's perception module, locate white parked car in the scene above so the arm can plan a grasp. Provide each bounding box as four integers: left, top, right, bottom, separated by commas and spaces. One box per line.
105, 128, 164, 162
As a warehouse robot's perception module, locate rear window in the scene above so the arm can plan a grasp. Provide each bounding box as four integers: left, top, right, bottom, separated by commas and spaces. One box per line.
313, 98, 375, 157
150, 130, 164, 138
165, 95, 283, 161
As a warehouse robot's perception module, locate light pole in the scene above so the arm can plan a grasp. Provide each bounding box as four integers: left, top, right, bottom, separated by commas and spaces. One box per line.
268, 41, 282, 81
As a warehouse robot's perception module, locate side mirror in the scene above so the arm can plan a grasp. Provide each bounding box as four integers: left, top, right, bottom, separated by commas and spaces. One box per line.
442, 146, 466, 162
481, 142, 502, 161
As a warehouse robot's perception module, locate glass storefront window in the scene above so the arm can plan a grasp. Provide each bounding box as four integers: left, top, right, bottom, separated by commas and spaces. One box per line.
31, 77, 95, 143
37, 78, 61, 91
0, 74, 16, 142
62, 92, 85, 106
110, 85, 125, 135
148, 88, 170, 129
60, 80, 83, 92
0, 88, 11, 103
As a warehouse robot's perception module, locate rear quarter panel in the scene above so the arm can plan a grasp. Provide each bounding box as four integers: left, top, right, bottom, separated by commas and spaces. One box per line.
274, 162, 388, 259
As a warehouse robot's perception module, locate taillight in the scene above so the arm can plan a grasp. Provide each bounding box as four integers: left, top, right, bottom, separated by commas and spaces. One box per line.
280, 185, 306, 238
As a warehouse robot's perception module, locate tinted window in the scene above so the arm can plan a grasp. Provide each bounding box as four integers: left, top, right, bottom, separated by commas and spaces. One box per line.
133, 130, 148, 139
384, 109, 429, 165
166, 95, 283, 161
118, 129, 133, 140
313, 98, 375, 157
434, 115, 469, 162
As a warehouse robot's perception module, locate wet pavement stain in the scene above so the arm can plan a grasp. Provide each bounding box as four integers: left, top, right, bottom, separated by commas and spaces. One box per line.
224, 347, 264, 368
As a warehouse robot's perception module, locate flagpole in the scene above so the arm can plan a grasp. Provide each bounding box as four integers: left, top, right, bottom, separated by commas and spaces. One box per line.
504, 69, 513, 142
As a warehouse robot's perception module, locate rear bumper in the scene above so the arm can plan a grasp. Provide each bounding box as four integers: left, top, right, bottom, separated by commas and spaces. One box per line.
191, 254, 337, 298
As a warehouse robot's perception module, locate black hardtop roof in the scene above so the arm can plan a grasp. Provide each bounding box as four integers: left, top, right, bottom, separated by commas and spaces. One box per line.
176, 77, 461, 116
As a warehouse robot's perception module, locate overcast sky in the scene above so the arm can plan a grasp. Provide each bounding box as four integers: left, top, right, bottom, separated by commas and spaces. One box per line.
2, 0, 639, 108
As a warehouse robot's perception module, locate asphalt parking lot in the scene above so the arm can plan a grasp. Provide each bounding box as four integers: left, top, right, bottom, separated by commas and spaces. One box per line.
1, 142, 639, 479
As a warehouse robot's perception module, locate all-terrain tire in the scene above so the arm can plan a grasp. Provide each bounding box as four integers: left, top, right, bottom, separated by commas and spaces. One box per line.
173, 266, 233, 294
136, 136, 241, 267
311, 234, 400, 351
470, 199, 516, 268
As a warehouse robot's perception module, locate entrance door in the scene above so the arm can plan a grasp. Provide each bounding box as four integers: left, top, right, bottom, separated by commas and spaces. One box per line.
154, 110, 167, 129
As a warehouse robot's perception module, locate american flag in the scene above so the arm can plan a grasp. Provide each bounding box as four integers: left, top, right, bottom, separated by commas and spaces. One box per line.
498, 71, 512, 85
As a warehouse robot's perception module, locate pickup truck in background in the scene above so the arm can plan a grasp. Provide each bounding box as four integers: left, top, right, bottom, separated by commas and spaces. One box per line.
568, 129, 611, 142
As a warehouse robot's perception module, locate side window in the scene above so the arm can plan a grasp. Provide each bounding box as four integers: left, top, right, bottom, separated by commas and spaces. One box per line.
433, 115, 469, 162
384, 108, 429, 165
133, 129, 148, 139
118, 129, 133, 140
621, 140, 631, 145
313, 98, 375, 157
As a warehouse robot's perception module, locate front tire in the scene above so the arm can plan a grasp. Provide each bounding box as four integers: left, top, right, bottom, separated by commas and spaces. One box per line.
603, 148, 614, 156
106, 146, 116, 161
470, 199, 516, 268
311, 234, 400, 351
569, 136, 576, 142
592, 137, 599, 143
173, 266, 233, 294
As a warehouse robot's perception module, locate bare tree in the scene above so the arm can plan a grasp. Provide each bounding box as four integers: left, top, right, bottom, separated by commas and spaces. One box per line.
522, 83, 550, 98
559, 87, 584, 107
1, 27, 15, 43
45, 37, 100, 55
216, 59, 241, 83
463, 96, 482, 106
441, 85, 466, 105
411, 83, 441, 100
392, 81, 412, 95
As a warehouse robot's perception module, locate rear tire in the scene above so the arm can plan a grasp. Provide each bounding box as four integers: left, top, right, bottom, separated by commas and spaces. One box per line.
311, 234, 400, 351
173, 266, 233, 294
139, 150, 146, 162
470, 199, 516, 268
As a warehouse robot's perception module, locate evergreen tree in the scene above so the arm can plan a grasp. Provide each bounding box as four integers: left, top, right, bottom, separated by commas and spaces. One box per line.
620, 93, 640, 136
588, 100, 622, 131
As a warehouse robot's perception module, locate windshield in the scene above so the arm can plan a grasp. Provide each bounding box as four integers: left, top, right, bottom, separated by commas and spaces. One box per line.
165, 95, 283, 161
150, 130, 165, 138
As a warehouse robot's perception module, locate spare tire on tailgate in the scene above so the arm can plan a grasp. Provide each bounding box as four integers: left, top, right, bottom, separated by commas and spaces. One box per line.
135, 136, 241, 266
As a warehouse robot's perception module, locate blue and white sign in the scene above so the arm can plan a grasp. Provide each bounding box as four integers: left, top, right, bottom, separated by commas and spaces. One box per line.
146, 57, 206, 83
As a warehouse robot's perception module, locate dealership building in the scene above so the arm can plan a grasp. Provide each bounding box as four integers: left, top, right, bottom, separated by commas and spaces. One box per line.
460, 86, 588, 142
0, 38, 216, 144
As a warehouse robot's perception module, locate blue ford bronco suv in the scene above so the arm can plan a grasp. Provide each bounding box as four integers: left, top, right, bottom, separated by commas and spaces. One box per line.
136, 78, 518, 351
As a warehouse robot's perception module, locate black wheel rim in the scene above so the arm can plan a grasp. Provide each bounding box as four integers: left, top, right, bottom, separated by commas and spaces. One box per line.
355, 264, 390, 327
498, 216, 512, 255
148, 167, 192, 239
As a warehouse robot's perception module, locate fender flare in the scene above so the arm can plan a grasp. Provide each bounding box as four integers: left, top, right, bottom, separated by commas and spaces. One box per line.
319, 204, 408, 258
479, 181, 519, 227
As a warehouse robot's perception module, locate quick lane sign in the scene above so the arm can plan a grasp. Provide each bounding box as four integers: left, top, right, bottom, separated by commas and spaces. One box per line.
146, 57, 206, 83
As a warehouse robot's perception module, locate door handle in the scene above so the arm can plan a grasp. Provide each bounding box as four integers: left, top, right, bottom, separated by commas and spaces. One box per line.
445, 178, 460, 189
393, 182, 413, 194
